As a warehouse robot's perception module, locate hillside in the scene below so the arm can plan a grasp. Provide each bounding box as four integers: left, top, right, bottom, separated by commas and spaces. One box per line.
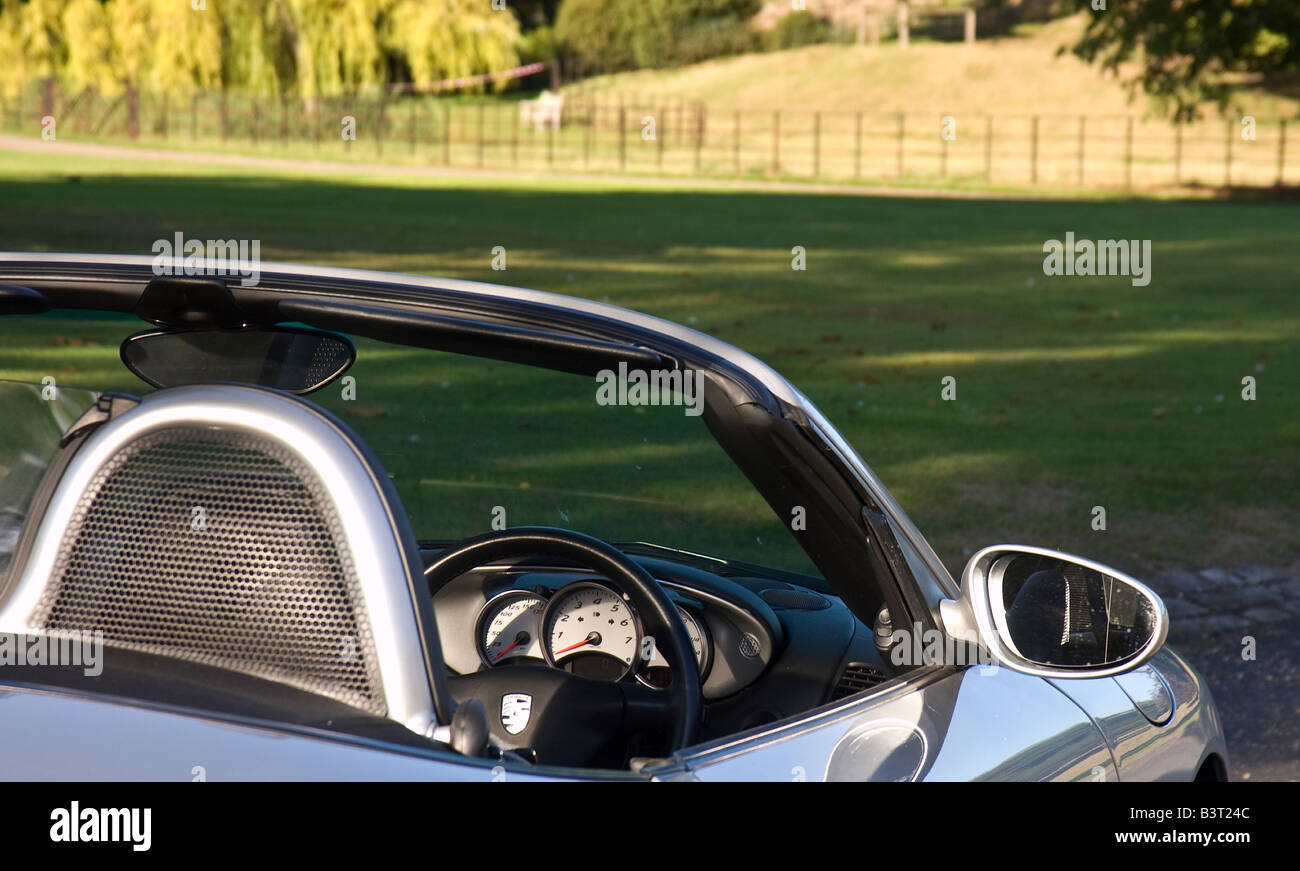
565, 14, 1300, 120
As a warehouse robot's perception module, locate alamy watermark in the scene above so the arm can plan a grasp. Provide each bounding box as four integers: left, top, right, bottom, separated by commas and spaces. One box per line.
0, 630, 104, 676
595, 362, 704, 417
887, 622, 997, 674
151, 232, 261, 287
1042, 232, 1152, 287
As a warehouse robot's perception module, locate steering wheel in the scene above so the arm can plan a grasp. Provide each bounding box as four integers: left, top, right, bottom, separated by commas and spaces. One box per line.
426, 527, 702, 768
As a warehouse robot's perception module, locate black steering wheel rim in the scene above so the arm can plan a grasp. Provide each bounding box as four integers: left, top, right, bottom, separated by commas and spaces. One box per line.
426, 527, 702, 758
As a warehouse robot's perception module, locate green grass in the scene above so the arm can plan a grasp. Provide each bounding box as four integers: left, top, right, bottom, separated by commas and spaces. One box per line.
569, 14, 1300, 120
0, 150, 1296, 578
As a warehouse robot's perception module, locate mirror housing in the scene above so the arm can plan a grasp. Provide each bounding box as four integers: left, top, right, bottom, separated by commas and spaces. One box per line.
940, 545, 1168, 679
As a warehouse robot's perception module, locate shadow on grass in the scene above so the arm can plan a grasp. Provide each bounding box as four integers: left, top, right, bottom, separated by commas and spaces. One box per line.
0, 171, 1296, 571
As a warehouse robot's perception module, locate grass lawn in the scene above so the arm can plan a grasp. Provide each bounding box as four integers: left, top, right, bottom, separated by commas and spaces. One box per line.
569, 14, 1300, 120
0, 150, 1295, 578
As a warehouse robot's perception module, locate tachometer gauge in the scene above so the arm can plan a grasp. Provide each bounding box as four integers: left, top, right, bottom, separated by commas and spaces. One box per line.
477, 591, 546, 667
542, 582, 640, 680
638, 607, 711, 689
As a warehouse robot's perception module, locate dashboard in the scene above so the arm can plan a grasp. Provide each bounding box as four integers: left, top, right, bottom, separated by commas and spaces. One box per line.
426, 557, 787, 701
424, 547, 891, 739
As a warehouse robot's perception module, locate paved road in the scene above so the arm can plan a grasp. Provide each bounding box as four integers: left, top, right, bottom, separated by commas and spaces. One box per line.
1149, 565, 1300, 781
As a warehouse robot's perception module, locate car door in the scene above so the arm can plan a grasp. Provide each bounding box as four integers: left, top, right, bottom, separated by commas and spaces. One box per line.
644, 662, 1116, 782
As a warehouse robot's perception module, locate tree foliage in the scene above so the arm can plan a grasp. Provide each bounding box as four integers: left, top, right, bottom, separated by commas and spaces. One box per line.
1064, 0, 1300, 121
555, 0, 759, 74
0, 0, 522, 100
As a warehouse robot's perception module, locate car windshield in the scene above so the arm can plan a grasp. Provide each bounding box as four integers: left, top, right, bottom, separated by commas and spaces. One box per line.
0, 314, 821, 578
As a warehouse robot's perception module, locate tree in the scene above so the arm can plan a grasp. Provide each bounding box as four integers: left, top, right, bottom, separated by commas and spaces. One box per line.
12, 0, 69, 113
555, 0, 758, 74
1064, 0, 1300, 121
151, 0, 223, 97
0, 1, 25, 101
107, 0, 154, 137
384, 0, 521, 93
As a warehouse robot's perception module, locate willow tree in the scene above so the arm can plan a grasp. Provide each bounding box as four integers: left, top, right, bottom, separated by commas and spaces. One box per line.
11, 0, 68, 113
0, 0, 22, 101
384, 0, 521, 92
151, 0, 222, 97
61, 0, 116, 96
104, 0, 157, 137
218, 0, 292, 99
278, 0, 389, 113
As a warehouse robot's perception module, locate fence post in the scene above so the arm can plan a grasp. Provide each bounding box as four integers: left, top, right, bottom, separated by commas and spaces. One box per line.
1277, 119, 1287, 186
477, 103, 485, 167
1124, 116, 1133, 188
656, 106, 664, 170
220, 92, 228, 142
548, 115, 555, 166
733, 110, 740, 176
964, 9, 976, 45
772, 110, 780, 174
1224, 118, 1233, 187
513, 101, 520, 168
984, 115, 993, 180
1174, 124, 1182, 186
619, 104, 626, 171
813, 112, 821, 178
252, 100, 260, 148
940, 118, 948, 178
191, 94, 198, 141
584, 103, 593, 168
1030, 115, 1039, 184
896, 112, 905, 177
695, 104, 705, 174
280, 95, 288, 149
443, 103, 451, 164
1076, 116, 1085, 185
410, 100, 416, 154
854, 111, 862, 179
898, 1, 910, 49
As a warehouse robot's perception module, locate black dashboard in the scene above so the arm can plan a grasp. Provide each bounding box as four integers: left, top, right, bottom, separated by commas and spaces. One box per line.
423, 547, 894, 739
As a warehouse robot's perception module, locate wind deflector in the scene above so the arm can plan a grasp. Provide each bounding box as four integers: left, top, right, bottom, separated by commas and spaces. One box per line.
277, 297, 668, 377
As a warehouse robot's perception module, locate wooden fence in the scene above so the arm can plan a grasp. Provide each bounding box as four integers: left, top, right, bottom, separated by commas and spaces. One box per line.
3, 85, 1293, 190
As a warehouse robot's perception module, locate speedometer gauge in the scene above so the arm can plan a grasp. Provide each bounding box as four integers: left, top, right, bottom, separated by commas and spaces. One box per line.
542, 582, 640, 680
477, 591, 546, 667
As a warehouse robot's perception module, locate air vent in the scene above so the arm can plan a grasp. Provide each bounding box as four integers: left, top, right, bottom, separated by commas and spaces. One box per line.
832, 662, 888, 700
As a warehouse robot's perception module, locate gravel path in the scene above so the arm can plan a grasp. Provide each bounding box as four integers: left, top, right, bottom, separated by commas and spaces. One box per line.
1148, 564, 1300, 781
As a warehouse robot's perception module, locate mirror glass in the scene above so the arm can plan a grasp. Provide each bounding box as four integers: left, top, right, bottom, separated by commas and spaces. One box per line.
993, 554, 1159, 668
121, 326, 354, 395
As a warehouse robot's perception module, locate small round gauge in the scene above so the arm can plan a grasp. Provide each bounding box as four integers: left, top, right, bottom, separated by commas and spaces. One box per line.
477, 591, 546, 667
638, 607, 712, 689
542, 582, 640, 680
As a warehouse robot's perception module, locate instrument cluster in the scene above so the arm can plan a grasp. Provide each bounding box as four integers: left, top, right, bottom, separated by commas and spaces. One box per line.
475, 581, 710, 686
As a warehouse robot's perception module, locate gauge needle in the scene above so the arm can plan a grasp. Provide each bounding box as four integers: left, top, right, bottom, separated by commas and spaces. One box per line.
492, 631, 530, 662
554, 631, 601, 655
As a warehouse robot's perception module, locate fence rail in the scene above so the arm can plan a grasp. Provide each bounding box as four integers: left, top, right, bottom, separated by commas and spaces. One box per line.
3, 84, 1295, 190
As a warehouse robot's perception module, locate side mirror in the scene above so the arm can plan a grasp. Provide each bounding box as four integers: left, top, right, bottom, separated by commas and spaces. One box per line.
940, 545, 1168, 679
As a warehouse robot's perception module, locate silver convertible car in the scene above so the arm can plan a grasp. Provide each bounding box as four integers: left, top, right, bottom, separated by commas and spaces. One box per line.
0, 253, 1227, 781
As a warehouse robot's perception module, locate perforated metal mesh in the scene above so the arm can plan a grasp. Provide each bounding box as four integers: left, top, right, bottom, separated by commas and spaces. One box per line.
32, 426, 386, 715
